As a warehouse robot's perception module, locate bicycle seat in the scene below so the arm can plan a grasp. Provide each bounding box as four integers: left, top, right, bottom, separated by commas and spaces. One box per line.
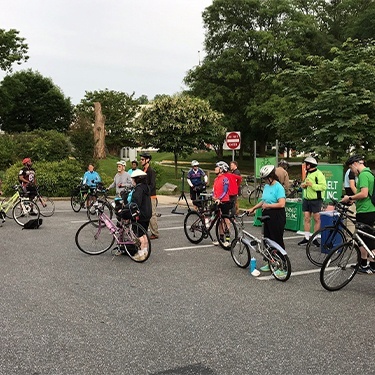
259, 215, 271, 223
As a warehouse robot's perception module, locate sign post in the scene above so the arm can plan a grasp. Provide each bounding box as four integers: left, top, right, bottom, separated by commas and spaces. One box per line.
224, 131, 241, 161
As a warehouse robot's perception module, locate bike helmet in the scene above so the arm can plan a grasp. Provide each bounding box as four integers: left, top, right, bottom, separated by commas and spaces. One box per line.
191, 160, 199, 167
22, 157, 32, 165
131, 169, 147, 178
346, 154, 364, 166
139, 152, 152, 160
304, 156, 317, 167
215, 161, 229, 172
259, 165, 275, 179
278, 159, 289, 168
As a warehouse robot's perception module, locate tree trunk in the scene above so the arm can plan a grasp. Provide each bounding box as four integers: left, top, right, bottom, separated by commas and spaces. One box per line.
93, 102, 106, 159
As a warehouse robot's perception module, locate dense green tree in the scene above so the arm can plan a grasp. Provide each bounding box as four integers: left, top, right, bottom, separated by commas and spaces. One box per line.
0, 29, 28, 72
75, 89, 140, 155
137, 95, 225, 177
0, 69, 73, 133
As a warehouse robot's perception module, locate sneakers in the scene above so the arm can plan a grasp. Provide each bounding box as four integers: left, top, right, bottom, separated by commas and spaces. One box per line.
274, 269, 287, 277
312, 239, 320, 247
133, 252, 146, 261
212, 240, 219, 246
358, 265, 374, 274
298, 238, 309, 246
223, 241, 231, 248
260, 264, 270, 272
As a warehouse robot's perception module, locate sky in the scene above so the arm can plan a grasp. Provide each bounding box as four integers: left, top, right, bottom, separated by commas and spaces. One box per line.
0, 0, 213, 104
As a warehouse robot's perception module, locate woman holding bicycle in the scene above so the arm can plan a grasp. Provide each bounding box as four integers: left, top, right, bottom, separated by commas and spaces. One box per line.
247, 165, 286, 272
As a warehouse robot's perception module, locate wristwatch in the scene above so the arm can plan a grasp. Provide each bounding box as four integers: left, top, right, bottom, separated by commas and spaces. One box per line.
349, 196, 354, 201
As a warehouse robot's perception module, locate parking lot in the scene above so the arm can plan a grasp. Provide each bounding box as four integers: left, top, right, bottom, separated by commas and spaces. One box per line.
0, 199, 373, 374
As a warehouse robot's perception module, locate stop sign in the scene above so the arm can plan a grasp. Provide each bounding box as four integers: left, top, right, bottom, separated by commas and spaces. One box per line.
226, 131, 241, 150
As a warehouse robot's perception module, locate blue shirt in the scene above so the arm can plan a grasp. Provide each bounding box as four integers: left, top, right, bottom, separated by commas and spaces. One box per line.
82, 171, 101, 188
187, 168, 206, 186
261, 181, 285, 204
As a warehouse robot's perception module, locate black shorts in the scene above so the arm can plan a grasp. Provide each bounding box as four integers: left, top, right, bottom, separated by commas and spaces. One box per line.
219, 201, 233, 216
302, 199, 323, 214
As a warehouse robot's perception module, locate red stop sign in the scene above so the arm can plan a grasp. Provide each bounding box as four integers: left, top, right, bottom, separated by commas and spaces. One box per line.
226, 132, 241, 150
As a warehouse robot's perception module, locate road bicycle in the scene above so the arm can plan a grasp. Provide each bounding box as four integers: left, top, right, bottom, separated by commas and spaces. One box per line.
231, 212, 291, 281
0, 185, 41, 226
70, 179, 93, 212
320, 220, 375, 291
240, 175, 255, 198
248, 181, 264, 205
75, 201, 151, 263
306, 199, 355, 267
183, 195, 238, 251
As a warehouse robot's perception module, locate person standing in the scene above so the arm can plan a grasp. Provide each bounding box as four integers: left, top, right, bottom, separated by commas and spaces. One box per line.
229, 161, 242, 215
140, 152, 159, 239
187, 160, 208, 201
82, 163, 101, 188
108, 160, 132, 197
19, 157, 37, 200
343, 166, 357, 233
128, 160, 140, 176
341, 155, 375, 273
247, 165, 286, 273
298, 156, 327, 246
275, 160, 290, 191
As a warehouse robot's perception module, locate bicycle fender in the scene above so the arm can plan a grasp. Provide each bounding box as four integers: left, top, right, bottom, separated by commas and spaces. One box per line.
264, 238, 287, 255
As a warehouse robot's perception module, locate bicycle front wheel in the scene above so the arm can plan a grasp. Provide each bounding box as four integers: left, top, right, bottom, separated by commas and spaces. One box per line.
75, 220, 115, 255
87, 199, 113, 222
120, 222, 151, 263
12, 200, 40, 226
231, 238, 250, 268
320, 242, 360, 291
1, 198, 14, 219
71, 193, 82, 212
36, 196, 55, 217
184, 211, 205, 244
268, 248, 291, 282
216, 215, 238, 251
306, 226, 346, 267
249, 188, 262, 205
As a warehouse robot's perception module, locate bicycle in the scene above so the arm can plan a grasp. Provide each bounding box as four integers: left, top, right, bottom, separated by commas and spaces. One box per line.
32, 184, 55, 217
320, 220, 375, 291
230, 212, 291, 281
286, 179, 302, 199
0, 185, 41, 226
240, 175, 255, 198
183, 195, 238, 251
248, 181, 264, 205
70, 179, 95, 212
75, 202, 151, 263
306, 199, 355, 267
86, 183, 114, 221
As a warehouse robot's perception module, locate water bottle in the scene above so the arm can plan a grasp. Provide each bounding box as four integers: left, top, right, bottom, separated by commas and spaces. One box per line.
250, 257, 257, 273
205, 216, 210, 228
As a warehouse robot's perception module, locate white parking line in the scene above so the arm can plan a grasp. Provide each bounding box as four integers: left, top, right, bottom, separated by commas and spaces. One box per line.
256, 268, 321, 280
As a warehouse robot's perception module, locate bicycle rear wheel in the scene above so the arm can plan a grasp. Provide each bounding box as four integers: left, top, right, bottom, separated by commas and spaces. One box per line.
184, 211, 205, 244
36, 196, 55, 217
71, 193, 83, 212
306, 226, 346, 267
75, 220, 115, 255
268, 247, 291, 282
249, 188, 262, 205
120, 222, 151, 263
231, 238, 250, 268
12, 200, 40, 226
215, 215, 238, 251
320, 242, 360, 291
1, 198, 13, 219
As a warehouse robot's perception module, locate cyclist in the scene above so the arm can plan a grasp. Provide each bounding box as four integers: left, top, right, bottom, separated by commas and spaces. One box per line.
226, 162, 242, 215
212, 161, 232, 246
275, 159, 290, 191
187, 160, 208, 201
247, 165, 286, 273
108, 160, 132, 197
298, 156, 327, 246
82, 163, 102, 207
19, 157, 37, 201
341, 155, 375, 273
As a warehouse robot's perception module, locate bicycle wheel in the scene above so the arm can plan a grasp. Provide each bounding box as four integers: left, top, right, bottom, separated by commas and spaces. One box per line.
249, 187, 262, 205
215, 215, 238, 251
231, 238, 250, 268
71, 193, 82, 212
240, 185, 250, 198
320, 242, 360, 291
12, 200, 40, 226
268, 248, 291, 282
87, 199, 113, 222
306, 226, 346, 267
120, 222, 151, 263
35, 196, 55, 217
75, 220, 115, 255
1, 198, 13, 219
184, 211, 205, 244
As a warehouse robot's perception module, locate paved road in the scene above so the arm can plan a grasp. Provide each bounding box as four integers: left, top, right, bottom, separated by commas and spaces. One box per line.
0, 200, 373, 375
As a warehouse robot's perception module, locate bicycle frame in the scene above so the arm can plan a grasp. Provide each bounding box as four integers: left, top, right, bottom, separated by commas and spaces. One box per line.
352, 226, 375, 260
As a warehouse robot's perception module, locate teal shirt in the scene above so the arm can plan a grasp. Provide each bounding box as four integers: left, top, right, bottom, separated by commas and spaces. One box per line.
261, 181, 285, 204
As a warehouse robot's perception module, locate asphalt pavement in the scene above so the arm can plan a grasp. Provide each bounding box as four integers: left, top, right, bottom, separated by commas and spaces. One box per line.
0, 198, 374, 375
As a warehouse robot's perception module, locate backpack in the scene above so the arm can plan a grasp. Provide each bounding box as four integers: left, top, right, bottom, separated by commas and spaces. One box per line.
22, 218, 43, 229
362, 170, 375, 206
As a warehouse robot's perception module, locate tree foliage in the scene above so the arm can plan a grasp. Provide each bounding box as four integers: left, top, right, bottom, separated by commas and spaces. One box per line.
0, 69, 73, 133
137, 95, 225, 176
75, 89, 140, 155
0, 29, 29, 72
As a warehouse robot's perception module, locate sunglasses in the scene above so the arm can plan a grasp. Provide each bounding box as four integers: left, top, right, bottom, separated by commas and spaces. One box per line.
140, 158, 146, 161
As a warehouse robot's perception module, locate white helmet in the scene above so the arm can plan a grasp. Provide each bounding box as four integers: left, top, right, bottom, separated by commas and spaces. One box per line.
131, 170, 147, 178
191, 160, 199, 167
216, 161, 229, 172
304, 156, 318, 166
260, 165, 275, 178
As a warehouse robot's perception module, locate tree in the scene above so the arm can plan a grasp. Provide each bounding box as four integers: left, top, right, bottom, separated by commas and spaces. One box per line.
93, 102, 106, 159
137, 95, 225, 177
0, 29, 28, 72
0, 69, 73, 133
75, 89, 140, 155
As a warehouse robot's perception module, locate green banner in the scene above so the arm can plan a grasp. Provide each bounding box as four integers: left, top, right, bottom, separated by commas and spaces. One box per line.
317, 164, 343, 202
255, 157, 276, 178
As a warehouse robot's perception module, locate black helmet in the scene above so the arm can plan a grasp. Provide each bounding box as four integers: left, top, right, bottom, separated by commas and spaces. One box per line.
346, 154, 364, 166
140, 152, 152, 160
